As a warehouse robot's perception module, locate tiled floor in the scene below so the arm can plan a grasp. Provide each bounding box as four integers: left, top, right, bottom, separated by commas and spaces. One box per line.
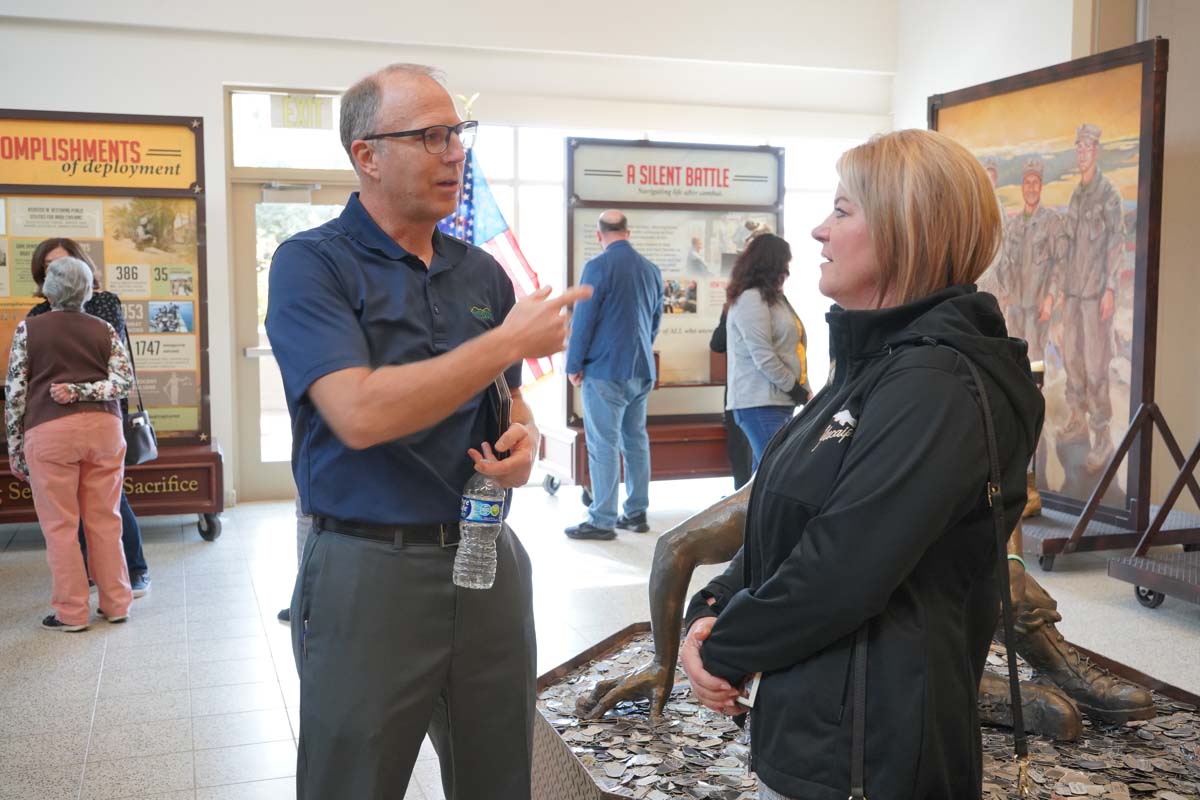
0, 476, 1196, 800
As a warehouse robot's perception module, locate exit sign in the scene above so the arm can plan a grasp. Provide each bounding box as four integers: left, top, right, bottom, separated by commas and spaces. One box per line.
270, 94, 334, 130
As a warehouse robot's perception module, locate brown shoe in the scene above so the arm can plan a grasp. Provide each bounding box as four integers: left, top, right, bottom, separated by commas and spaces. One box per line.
1014, 623, 1155, 724
978, 671, 1082, 741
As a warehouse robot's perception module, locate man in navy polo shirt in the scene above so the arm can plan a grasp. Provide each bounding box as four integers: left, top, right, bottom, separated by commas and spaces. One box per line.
266, 63, 590, 800
565, 210, 663, 540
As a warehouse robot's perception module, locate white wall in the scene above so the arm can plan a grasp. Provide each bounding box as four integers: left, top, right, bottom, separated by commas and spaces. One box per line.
891, 0, 1074, 128
0, 0, 898, 73
1145, 0, 1200, 514
0, 10, 894, 503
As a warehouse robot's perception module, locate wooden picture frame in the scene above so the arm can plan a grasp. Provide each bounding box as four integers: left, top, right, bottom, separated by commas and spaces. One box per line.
930, 39, 1168, 529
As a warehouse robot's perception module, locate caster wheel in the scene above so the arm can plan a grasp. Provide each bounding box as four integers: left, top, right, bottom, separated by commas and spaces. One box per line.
1135, 586, 1165, 608
581, 487, 593, 507
198, 513, 222, 542
543, 474, 561, 495
1038, 555, 1055, 572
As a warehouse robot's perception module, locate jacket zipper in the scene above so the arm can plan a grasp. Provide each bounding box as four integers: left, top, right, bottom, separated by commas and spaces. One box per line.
838, 643, 855, 722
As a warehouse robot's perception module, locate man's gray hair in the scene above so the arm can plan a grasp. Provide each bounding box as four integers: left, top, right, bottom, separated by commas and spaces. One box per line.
340, 63, 445, 172
43, 257, 95, 311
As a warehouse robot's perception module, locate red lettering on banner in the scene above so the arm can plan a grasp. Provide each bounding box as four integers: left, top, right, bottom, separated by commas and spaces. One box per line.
626, 164, 635, 184
638, 164, 681, 186
684, 167, 731, 188
0, 135, 151, 165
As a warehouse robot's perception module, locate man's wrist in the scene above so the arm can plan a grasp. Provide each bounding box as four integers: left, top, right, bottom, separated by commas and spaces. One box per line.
490, 327, 523, 366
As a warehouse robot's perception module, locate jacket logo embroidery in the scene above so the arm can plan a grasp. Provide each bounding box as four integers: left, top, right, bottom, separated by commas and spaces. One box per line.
812, 409, 857, 452
470, 305, 494, 322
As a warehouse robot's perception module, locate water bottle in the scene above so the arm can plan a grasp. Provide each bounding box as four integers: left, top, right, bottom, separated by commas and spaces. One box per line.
454, 470, 505, 589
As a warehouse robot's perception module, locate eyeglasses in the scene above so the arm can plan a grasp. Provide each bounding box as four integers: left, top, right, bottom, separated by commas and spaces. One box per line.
361, 120, 478, 154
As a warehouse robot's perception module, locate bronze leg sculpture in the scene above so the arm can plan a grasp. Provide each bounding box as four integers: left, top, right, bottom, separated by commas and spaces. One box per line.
576, 483, 1154, 740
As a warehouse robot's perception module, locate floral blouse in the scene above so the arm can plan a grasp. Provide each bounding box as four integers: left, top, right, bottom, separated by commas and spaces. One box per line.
5, 316, 134, 479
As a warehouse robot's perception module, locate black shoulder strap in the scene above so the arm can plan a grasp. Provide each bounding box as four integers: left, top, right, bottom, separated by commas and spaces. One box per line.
848, 338, 1029, 799
931, 340, 1030, 790
121, 325, 147, 415
850, 624, 868, 799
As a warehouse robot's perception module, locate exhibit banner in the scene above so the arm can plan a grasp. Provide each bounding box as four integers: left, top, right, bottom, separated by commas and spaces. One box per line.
0, 116, 199, 190
0, 110, 209, 445
571, 142, 781, 207
567, 138, 784, 397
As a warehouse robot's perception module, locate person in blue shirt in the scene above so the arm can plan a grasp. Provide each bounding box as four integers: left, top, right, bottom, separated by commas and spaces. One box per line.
565, 210, 664, 540
265, 63, 590, 800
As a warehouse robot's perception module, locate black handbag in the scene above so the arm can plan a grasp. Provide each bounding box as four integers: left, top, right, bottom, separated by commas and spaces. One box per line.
122, 327, 158, 465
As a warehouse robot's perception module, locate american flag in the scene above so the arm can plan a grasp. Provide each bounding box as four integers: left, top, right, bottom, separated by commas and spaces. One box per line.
439, 151, 552, 380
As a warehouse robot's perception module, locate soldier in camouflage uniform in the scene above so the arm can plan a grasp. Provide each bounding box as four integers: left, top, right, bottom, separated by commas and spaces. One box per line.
1059, 123, 1125, 471
1000, 158, 1066, 363
975, 156, 1008, 301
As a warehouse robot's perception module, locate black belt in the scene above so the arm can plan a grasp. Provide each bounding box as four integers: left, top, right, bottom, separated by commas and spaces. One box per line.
313, 516, 460, 547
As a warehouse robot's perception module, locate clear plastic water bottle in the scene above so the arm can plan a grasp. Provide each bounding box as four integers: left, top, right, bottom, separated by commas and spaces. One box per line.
454, 471, 505, 589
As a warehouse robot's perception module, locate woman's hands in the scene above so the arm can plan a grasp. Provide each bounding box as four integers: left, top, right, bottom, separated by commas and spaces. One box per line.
679, 616, 742, 715
49, 383, 78, 405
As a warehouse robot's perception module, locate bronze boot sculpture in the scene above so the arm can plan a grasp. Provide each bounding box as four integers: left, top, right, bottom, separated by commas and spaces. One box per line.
1006, 520, 1156, 726
575, 485, 1155, 736
977, 672, 1081, 742
1024, 470, 1042, 517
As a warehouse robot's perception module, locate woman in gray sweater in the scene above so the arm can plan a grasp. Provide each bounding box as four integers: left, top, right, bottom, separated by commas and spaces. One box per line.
725, 234, 811, 469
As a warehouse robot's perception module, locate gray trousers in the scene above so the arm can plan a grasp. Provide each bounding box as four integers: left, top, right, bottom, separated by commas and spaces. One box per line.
290, 522, 537, 800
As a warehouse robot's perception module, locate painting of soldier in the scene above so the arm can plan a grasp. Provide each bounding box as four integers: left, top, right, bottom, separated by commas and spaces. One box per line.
934, 58, 1151, 513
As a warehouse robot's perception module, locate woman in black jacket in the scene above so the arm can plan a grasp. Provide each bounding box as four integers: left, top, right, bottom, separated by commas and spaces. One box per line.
680, 130, 1044, 800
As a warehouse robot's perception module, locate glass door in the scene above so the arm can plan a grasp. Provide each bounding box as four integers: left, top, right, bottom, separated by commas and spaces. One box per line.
232, 182, 352, 500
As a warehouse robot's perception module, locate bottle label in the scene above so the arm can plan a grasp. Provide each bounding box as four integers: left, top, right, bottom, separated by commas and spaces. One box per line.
460, 496, 503, 524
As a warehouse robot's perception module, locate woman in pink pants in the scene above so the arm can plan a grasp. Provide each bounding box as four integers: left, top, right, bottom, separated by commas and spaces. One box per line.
5, 256, 134, 631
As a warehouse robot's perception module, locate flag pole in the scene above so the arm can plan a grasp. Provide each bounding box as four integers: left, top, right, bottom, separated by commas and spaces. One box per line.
454, 92, 480, 239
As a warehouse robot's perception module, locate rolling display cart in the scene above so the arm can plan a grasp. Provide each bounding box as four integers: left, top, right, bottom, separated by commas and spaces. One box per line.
1108, 434, 1200, 609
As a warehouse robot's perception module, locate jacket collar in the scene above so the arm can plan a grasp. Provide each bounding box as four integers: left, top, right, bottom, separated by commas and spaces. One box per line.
826, 285, 971, 362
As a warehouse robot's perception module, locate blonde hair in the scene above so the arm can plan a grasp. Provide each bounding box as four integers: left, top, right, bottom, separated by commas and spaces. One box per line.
836, 129, 1001, 307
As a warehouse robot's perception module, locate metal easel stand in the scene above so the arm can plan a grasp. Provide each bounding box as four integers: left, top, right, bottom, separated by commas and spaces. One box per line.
1099, 403, 1200, 608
